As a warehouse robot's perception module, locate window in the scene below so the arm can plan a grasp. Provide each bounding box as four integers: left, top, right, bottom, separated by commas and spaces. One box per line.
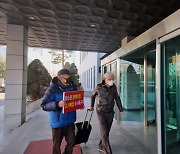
120, 59, 144, 122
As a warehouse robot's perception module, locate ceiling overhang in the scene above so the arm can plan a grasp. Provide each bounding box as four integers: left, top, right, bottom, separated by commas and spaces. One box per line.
0, 0, 179, 53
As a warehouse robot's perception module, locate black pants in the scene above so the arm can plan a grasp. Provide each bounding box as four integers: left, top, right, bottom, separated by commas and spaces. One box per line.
52, 124, 75, 154
97, 111, 114, 154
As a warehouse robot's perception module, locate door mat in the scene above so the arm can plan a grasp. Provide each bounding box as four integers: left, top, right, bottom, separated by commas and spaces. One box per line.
24, 138, 81, 154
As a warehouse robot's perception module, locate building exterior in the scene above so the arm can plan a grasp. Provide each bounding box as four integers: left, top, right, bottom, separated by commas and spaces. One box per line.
0, 0, 179, 153
79, 52, 105, 95
101, 10, 180, 154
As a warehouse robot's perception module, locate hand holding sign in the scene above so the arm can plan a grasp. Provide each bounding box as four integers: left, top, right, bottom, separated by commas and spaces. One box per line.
58, 100, 66, 107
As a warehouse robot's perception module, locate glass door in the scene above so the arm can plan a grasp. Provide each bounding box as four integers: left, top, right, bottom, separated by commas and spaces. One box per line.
147, 51, 156, 124
161, 35, 180, 154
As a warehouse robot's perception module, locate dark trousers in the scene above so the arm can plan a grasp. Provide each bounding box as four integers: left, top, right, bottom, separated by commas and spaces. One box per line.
97, 111, 114, 154
52, 124, 75, 154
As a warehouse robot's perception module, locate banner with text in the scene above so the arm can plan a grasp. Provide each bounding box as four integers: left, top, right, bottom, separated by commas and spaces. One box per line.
63, 90, 84, 113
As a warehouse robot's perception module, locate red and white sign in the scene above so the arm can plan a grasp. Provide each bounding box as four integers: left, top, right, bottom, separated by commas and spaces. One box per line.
63, 90, 84, 113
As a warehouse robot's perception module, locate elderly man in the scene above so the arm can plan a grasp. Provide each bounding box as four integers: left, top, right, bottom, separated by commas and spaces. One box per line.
41, 69, 77, 154
89, 72, 124, 154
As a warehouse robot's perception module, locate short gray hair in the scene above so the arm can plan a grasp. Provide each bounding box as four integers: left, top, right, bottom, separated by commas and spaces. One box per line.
104, 72, 114, 79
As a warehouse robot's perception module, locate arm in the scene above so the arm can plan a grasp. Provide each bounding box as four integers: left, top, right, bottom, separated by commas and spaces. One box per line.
42, 101, 60, 111
41, 88, 62, 111
114, 87, 123, 112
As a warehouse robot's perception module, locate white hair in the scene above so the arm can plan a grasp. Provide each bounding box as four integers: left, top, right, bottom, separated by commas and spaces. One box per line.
104, 72, 114, 79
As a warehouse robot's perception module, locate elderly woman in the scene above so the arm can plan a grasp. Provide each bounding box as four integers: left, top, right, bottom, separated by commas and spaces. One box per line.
89, 72, 124, 154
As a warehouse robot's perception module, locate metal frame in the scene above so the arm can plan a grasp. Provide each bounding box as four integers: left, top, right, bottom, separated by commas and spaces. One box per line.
144, 55, 148, 127
156, 38, 162, 154
160, 28, 180, 43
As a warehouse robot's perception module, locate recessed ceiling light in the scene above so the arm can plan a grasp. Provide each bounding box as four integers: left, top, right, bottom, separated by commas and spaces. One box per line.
90, 24, 96, 28
28, 16, 35, 20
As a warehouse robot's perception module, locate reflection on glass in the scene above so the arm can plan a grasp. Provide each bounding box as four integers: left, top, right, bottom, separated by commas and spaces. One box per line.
120, 60, 144, 121
162, 36, 180, 154
147, 51, 156, 122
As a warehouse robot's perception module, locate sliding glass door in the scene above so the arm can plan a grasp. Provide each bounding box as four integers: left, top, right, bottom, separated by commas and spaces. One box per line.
161, 35, 180, 154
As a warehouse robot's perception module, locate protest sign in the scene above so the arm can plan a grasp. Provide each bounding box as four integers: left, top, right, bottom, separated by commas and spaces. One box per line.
63, 90, 84, 113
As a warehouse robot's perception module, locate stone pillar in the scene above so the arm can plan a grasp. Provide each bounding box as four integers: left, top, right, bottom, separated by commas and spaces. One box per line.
4, 24, 28, 132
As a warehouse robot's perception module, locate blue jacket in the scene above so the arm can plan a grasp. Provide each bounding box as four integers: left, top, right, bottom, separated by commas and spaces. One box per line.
41, 77, 77, 128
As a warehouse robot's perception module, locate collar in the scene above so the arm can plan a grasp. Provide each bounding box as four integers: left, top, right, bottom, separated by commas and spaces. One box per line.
51, 77, 67, 90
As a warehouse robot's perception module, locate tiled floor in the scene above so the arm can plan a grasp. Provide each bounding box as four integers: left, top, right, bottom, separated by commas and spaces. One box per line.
0, 97, 157, 154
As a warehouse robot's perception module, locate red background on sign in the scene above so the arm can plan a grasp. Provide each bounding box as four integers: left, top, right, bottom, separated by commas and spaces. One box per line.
63, 90, 84, 113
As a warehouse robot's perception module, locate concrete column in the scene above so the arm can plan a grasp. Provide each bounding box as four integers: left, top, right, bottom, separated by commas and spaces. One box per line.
4, 24, 28, 132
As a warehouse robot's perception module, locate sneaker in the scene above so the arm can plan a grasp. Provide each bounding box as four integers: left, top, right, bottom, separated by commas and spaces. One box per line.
98, 147, 105, 153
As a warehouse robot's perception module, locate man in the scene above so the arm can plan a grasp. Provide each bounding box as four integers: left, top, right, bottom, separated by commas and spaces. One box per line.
41, 69, 77, 154
89, 72, 124, 154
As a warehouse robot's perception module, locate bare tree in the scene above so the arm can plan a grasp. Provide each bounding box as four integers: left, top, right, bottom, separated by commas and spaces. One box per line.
49, 50, 71, 68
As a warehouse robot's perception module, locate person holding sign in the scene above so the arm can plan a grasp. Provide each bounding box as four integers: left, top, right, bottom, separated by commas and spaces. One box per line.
41, 69, 77, 154
89, 72, 124, 154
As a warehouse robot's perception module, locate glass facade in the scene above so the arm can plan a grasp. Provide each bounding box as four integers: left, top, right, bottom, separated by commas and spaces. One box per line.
101, 21, 179, 154
147, 51, 156, 123
161, 36, 180, 154
119, 59, 144, 121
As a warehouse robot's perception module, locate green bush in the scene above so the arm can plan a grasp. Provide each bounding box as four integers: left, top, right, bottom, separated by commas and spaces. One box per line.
27, 59, 52, 100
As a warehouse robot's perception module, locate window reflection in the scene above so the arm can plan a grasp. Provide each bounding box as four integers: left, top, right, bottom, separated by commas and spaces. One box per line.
120, 60, 144, 122
162, 36, 180, 154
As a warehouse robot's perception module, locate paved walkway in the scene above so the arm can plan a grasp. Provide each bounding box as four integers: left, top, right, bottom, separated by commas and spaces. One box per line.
0, 93, 5, 134
0, 97, 157, 154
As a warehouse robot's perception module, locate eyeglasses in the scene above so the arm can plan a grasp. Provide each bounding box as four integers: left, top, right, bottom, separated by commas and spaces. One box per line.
63, 77, 70, 80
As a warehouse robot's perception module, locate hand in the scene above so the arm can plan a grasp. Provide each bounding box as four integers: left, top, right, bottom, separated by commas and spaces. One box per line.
88, 107, 94, 111
58, 100, 66, 107
120, 112, 124, 116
